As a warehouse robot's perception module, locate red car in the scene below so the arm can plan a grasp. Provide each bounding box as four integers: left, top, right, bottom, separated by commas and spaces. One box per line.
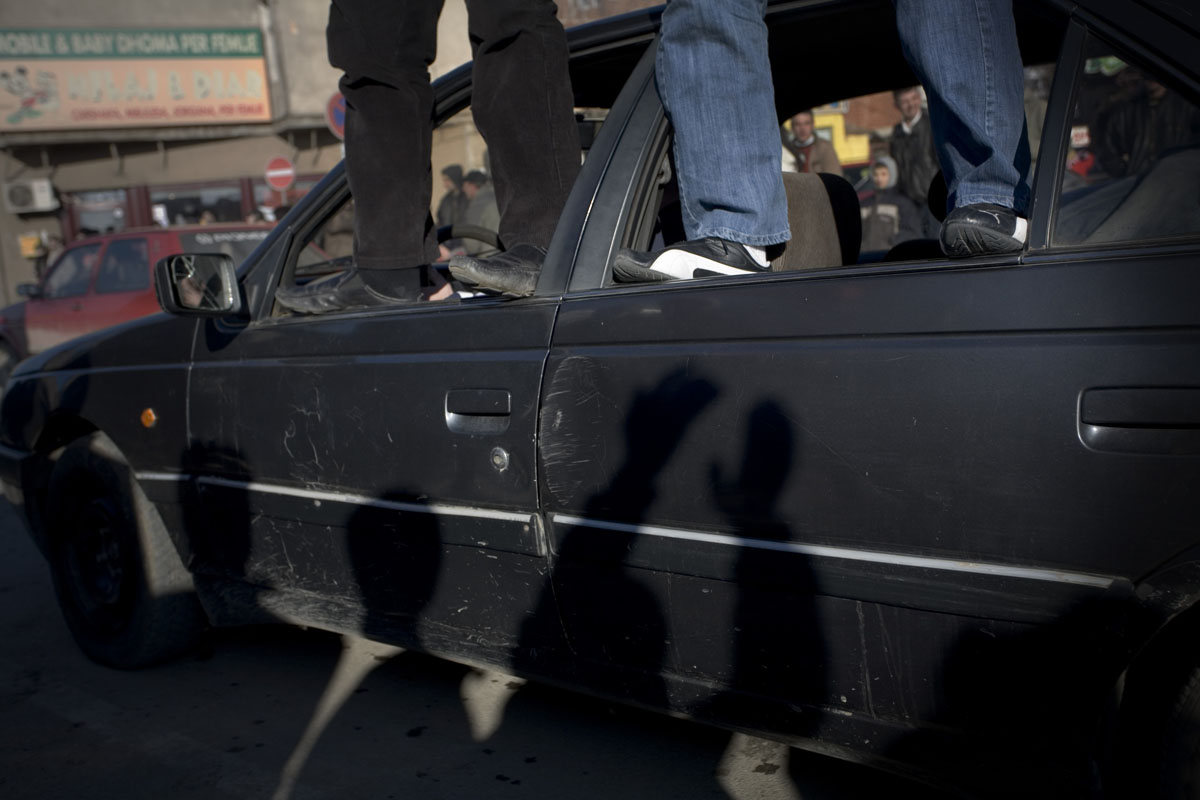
0, 224, 272, 383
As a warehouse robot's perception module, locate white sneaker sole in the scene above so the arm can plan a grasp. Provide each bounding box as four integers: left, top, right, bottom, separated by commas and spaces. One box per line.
648, 249, 762, 280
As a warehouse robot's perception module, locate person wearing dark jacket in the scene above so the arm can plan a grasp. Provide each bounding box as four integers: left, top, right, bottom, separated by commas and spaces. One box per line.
435, 164, 470, 230
889, 87, 939, 216
860, 156, 923, 253
1095, 74, 1200, 179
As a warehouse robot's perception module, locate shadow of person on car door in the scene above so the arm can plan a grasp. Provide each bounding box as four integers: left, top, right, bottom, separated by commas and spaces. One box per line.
702, 400, 827, 740
514, 367, 719, 711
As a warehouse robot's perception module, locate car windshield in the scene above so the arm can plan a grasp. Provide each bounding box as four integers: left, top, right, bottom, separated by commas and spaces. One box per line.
178, 230, 271, 266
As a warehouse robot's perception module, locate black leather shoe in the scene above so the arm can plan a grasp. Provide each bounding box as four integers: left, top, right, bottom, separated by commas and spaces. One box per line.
940, 203, 1028, 257
449, 244, 546, 297
275, 269, 419, 314
613, 237, 768, 282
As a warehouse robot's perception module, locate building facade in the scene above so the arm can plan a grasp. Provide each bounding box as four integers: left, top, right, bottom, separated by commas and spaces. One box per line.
0, 0, 656, 304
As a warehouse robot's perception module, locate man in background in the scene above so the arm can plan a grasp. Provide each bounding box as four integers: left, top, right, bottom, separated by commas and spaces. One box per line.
889, 86, 939, 232
460, 170, 501, 256
783, 110, 843, 177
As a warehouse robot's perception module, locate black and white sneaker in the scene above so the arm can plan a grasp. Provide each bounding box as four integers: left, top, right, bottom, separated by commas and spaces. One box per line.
940, 203, 1028, 258
613, 238, 769, 283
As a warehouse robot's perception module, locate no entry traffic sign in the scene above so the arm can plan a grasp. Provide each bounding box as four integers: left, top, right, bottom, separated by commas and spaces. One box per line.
265, 156, 295, 192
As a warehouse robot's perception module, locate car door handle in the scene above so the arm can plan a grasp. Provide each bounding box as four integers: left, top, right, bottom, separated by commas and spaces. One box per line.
70, 303, 83, 311
445, 389, 511, 435
1079, 388, 1200, 455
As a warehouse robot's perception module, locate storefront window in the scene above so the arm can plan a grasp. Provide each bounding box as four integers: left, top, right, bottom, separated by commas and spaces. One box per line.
72, 190, 128, 237
253, 177, 320, 221
151, 183, 243, 225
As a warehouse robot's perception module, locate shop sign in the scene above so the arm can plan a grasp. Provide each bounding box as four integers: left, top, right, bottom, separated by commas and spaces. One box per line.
0, 28, 273, 132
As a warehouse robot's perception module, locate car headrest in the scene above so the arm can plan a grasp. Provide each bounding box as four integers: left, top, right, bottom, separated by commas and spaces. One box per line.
771, 171, 861, 271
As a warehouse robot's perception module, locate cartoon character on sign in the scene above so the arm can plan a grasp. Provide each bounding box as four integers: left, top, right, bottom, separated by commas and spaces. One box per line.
0, 65, 58, 125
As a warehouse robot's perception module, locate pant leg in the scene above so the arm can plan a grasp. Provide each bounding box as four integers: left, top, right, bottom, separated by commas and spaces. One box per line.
327, 0, 443, 271
464, 0, 580, 251
657, 0, 789, 246
895, 0, 1031, 215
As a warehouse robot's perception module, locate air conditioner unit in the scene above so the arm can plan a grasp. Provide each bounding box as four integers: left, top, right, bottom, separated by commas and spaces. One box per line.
3, 178, 59, 214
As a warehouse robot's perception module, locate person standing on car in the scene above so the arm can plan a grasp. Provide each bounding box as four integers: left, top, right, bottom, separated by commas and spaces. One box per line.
895, 0, 1032, 257
277, 0, 580, 313
599, 0, 792, 281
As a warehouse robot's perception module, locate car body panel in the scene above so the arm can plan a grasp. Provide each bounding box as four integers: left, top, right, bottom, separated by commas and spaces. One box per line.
175, 300, 560, 651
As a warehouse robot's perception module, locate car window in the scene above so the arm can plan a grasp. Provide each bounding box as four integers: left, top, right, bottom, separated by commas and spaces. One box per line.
625, 68, 1055, 275
607, 2, 1067, 287
1052, 34, 1200, 247
298, 199, 356, 278
282, 108, 504, 304
42, 244, 101, 299
94, 238, 151, 294
274, 95, 628, 313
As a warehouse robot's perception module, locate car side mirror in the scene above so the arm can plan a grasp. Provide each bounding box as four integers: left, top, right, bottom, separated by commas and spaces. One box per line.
154, 253, 245, 317
16, 283, 42, 299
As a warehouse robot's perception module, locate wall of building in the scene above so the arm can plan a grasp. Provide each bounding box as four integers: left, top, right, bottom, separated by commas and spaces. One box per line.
0, 0, 301, 304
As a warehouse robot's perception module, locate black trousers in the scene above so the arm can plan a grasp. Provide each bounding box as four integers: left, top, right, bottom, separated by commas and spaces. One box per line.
327, 0, 581, 271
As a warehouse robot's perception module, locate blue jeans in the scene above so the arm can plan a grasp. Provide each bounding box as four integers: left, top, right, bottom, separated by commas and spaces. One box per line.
895, 0, 1031, 215
656, 0, 790, 246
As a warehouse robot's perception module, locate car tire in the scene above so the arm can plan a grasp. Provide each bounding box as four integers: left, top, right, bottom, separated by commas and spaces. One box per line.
1160, 663, 1200, 799
45, 432, 206, 668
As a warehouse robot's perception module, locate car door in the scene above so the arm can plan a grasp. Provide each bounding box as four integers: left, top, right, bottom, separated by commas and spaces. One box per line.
24, 242, 102, 354
536, 0, 1200, 763
169, 23, 657, 664
178, 183, 556, 661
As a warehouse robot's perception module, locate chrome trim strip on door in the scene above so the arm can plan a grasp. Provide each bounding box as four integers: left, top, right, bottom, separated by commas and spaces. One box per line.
136, 472, 534, 524
551, 514, 1115, 588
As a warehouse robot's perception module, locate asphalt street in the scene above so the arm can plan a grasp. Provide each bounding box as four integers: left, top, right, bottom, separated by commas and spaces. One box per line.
0, 498, 948, 799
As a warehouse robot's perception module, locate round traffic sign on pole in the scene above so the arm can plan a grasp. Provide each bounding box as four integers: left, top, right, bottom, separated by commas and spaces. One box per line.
265, 156, 295, 192
326, 92, 346, 140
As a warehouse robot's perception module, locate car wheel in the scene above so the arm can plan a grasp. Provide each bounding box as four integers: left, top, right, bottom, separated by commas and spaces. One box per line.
45, 432, 206, 668
1160, 663, 1200, 799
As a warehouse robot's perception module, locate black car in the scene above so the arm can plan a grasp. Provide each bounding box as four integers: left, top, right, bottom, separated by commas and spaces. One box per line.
2, 1, 1198, 796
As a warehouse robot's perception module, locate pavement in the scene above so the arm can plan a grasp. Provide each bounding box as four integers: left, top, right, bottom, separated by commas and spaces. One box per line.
0, 497, 941, 799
